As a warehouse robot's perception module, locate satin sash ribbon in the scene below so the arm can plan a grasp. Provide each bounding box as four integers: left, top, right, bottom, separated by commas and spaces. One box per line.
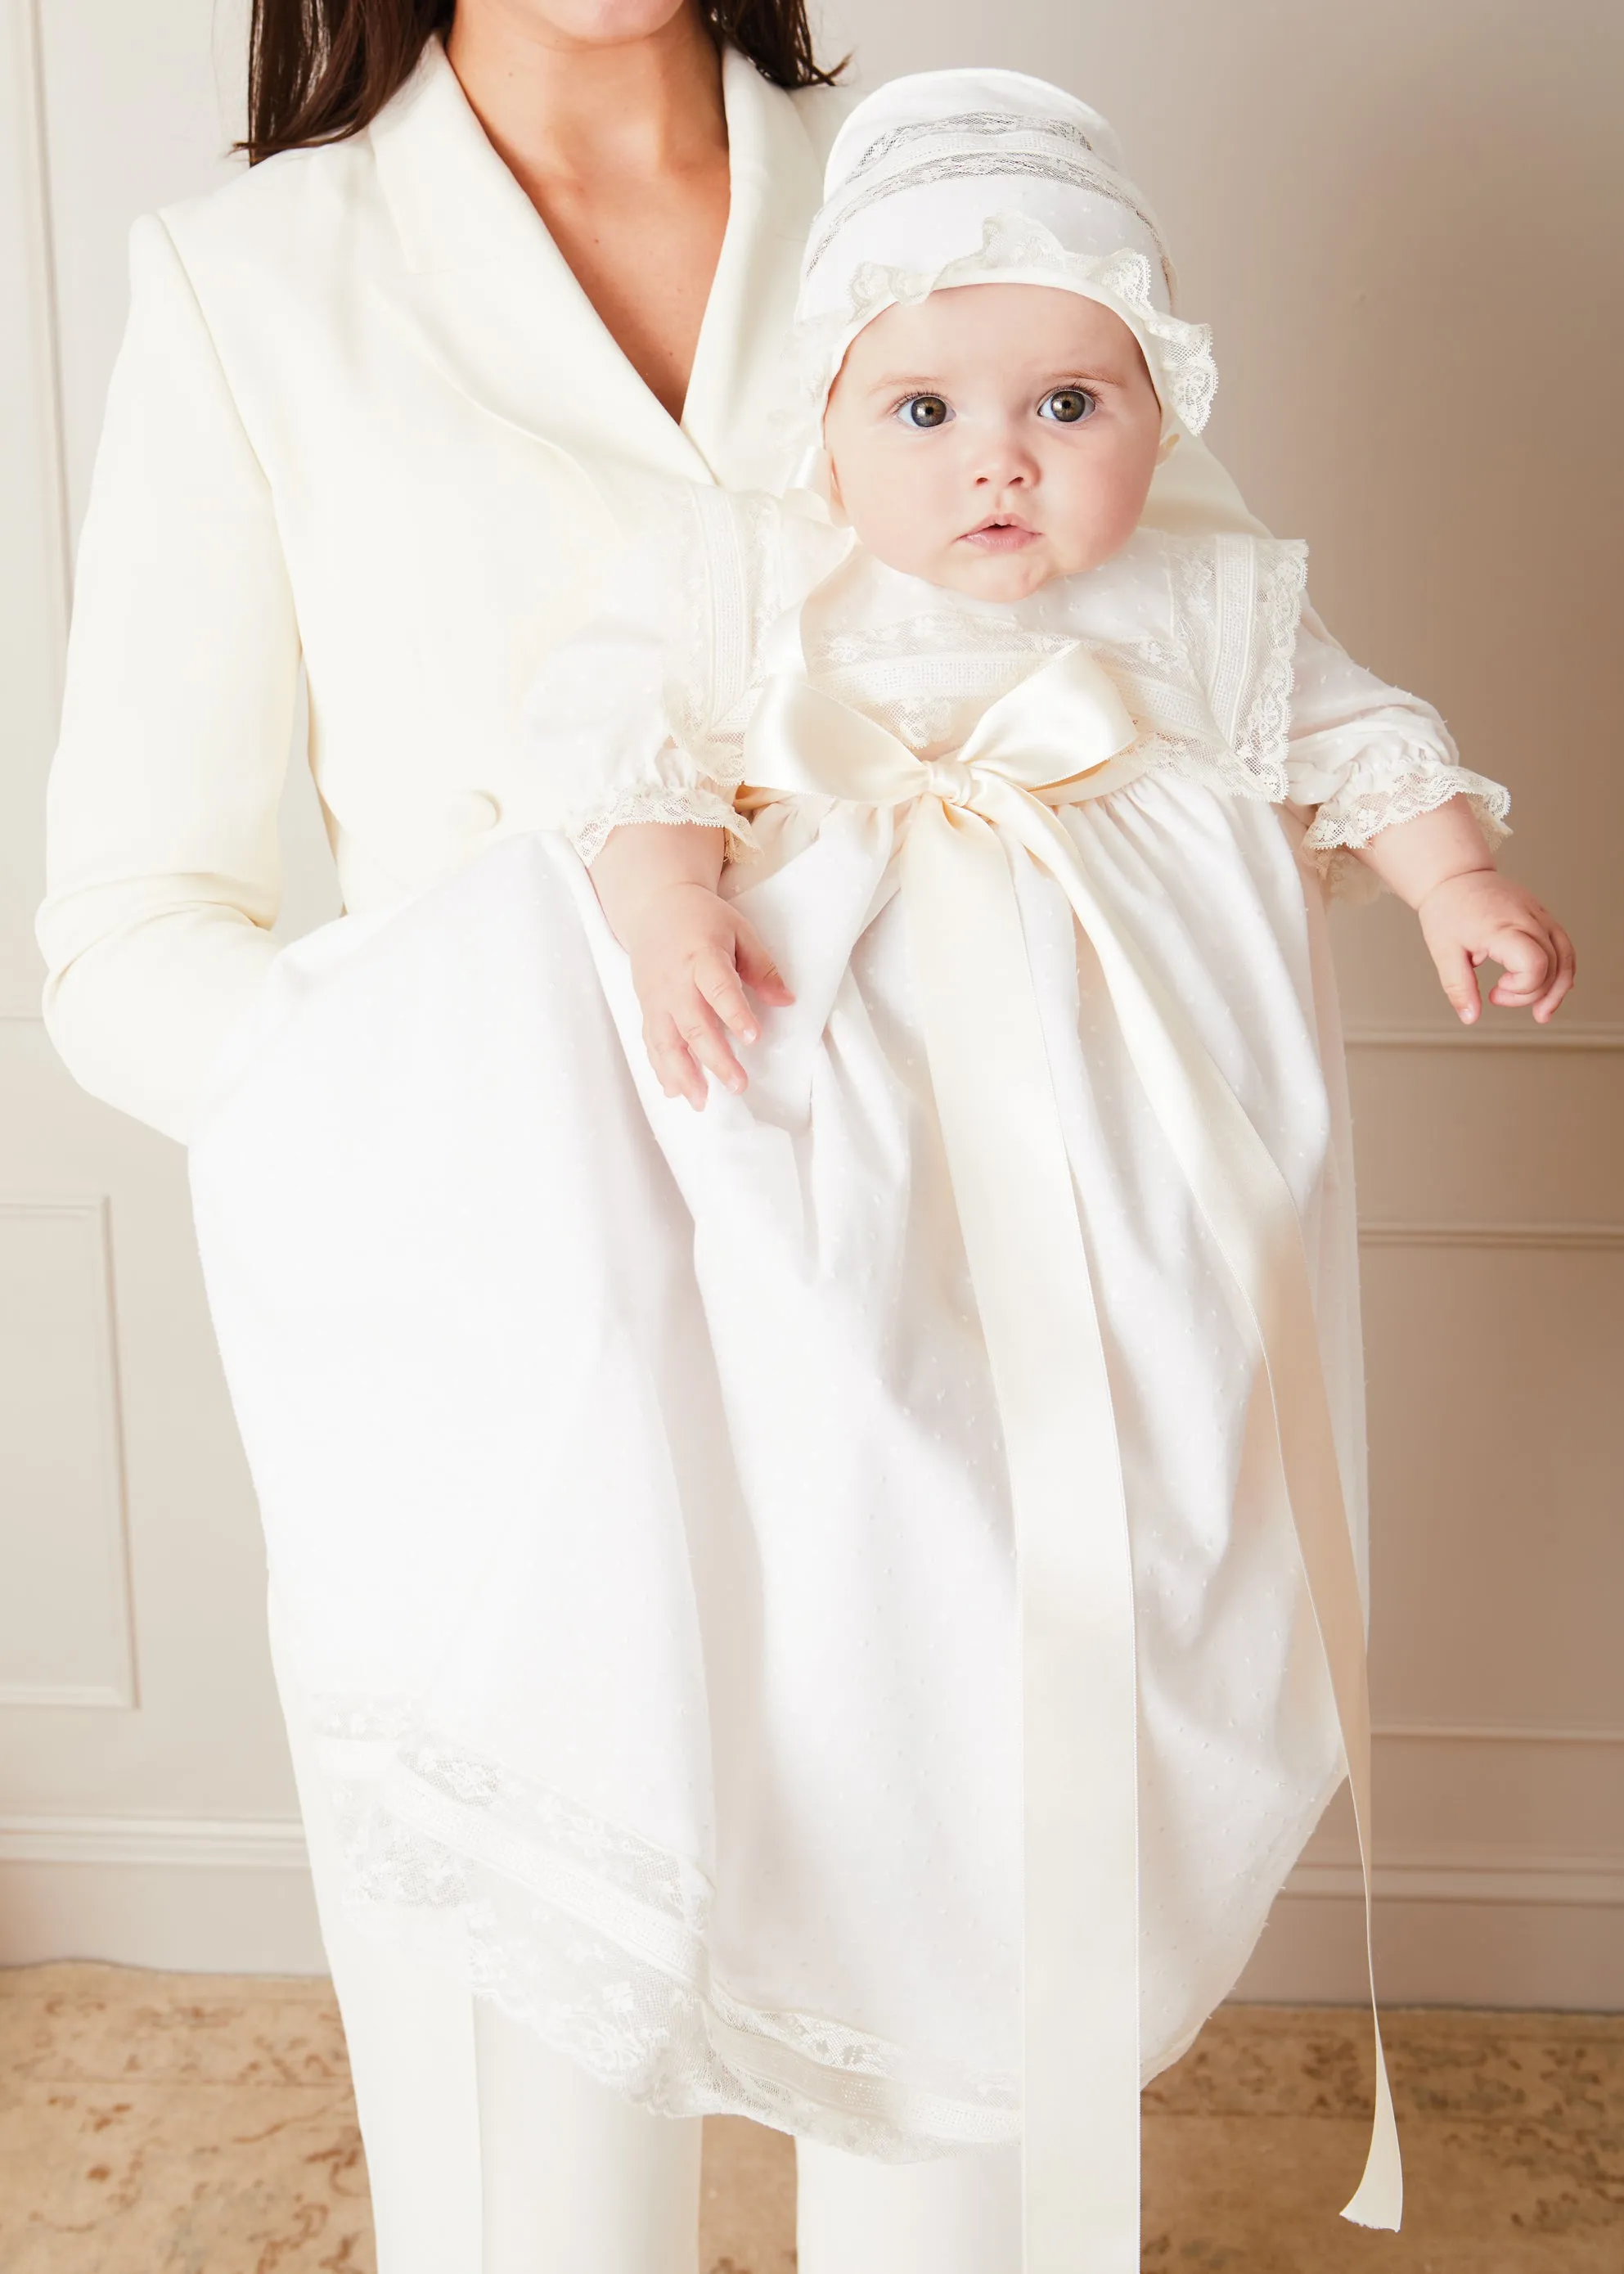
741, 635, 1401, 2272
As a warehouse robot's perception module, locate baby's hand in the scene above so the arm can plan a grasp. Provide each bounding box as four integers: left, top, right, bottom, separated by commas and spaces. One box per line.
618, 880, 794, 1110
1417, 871, 1576, 1025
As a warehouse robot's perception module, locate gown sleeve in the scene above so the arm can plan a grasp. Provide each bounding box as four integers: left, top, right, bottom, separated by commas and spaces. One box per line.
1284, 608, 1512, 900
522, 484, 841, 867
518, 556, 757, 867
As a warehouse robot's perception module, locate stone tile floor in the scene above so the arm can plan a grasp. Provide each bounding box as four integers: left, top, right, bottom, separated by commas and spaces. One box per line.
0, 1964, 1618, 2271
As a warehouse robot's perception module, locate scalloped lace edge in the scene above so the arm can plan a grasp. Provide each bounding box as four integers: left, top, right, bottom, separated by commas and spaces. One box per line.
791, 216, 1217, 436
572, 784, 757, 868
1302, 768, 1512, 898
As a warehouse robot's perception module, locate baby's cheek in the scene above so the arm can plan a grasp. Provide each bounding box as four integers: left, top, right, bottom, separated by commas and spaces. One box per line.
846, 461, 958, 579
1065, 456, 1156, 570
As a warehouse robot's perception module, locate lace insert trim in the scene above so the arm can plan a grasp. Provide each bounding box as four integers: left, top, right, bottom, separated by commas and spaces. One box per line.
312, 1700, 1020, 2156
1183, 534, 1308, 795
808, 609, 1072, 757
842, 110, 1105, 182
805, 154, 1175, 300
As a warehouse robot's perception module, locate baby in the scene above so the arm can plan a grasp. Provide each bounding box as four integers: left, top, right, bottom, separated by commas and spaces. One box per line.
520, 69, 1576, 2269
576, 196, 1569, 1116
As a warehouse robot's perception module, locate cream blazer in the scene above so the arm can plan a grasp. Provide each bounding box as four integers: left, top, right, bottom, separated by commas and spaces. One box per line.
38, 38, 1268, 1143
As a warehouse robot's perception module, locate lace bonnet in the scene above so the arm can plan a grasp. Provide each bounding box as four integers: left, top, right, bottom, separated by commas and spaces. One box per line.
794, 70, 1217, 444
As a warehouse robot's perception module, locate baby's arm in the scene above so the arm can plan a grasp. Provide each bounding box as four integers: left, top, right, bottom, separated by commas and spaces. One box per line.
1346, 800, 1573, 1024
1284, 615, 1575, 1023
587, 819, 793, 1109
526, 479, 847, 1101
521, 493, 798, 1106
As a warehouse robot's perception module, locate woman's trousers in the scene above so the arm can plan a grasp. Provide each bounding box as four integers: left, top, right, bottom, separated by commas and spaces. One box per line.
268, 1585, 1023, 2274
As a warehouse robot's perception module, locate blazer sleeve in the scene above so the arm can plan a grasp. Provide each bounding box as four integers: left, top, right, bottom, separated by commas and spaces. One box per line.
35, 214, 300, 1144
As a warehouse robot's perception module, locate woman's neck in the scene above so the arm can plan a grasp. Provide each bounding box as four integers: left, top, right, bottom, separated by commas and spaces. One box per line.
444, 2, 726, 195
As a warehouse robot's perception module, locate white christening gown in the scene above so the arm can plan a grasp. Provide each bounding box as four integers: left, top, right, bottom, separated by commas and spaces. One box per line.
187, 487, 1508, 2175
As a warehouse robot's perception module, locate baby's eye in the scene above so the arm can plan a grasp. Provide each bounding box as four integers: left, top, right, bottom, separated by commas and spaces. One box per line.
897, 394, 951, 429
1039, 387, 1098, 425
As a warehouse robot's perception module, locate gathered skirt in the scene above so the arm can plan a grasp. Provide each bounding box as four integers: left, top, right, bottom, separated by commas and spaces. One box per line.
188, 771, 1362, 2157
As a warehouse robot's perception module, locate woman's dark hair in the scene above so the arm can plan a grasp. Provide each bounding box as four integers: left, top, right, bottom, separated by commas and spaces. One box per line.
243, 1, 841, 164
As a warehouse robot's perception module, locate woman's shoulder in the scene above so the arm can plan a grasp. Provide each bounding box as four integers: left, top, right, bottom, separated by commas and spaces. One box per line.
157, 133, 376, 276
139, 128, 398, 390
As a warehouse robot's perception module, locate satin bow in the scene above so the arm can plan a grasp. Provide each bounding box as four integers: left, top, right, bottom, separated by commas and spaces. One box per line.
744, 637, 1147, 820
742, 634, 1401, 2274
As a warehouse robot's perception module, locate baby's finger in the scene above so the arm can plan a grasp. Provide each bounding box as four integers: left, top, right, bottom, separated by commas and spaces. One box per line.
1432, 939, 1482, 1024
1532, 923, 1577, 1021
733, 919, 796, 1008
693, 947, 761, 1042
1485, 923, 1555, 1006
645, 1015, 708, 1111
676, 996, 747, 1096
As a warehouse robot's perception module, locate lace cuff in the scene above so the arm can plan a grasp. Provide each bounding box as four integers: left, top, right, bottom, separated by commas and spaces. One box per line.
1297, 745, 1512, 900
570, 777, 758, 868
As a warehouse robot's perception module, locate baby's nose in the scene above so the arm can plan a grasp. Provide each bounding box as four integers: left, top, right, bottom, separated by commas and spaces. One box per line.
974, 429, 1040, 486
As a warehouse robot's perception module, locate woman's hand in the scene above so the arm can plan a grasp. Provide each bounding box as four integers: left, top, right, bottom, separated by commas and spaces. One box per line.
1418, 871, 1576, 1026
588, 821, 794, 1108
1347, 795, 1575, 1024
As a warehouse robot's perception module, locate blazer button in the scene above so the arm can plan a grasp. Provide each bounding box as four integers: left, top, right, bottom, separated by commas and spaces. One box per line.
446, 790, 502, 834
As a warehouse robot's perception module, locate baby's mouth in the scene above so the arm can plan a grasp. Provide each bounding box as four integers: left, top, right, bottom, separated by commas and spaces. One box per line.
960, 516, 1041, 553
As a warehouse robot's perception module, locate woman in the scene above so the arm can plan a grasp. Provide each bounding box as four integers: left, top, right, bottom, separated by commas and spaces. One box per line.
38, 6, 1292, 2270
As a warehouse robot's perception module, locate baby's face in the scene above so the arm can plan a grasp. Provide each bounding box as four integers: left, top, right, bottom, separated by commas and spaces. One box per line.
822, 283, 1167, 601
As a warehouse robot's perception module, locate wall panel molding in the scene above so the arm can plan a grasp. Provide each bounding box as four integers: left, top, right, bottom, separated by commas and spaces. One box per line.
11, 0, 70, 647
1358, 1221, 1624, 1251
1344, 1024, 1624, 1051
2, 1810, 1614, 1990
1287, 1853, 1624, 1909
0, 1811, 323, 1974
2, 1814, 1613, 1905
1375, 1721, 1624, 1746
0, 1812, 305, 1869
0, 0, 71, 1016
0, 1195, 136, 1709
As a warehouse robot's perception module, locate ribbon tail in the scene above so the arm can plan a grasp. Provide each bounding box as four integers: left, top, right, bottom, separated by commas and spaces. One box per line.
992, 786, 1405, 2235
898, 798, 1141, 2274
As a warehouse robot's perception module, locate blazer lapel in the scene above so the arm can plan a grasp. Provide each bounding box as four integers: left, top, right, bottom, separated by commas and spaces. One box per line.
368, 38, 709, 484
678, 51, 826, 491
368, 39, 828, 496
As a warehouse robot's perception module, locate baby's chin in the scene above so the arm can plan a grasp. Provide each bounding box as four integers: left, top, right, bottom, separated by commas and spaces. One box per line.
859, 529, 1122, 603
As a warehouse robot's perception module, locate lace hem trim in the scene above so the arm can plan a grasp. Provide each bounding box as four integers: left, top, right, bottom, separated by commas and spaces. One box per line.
312, 1705, 1020, 2156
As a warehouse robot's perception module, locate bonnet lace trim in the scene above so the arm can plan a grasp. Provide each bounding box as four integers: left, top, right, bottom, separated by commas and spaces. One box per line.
805, 153, 1176, 301
795, 215, 1217, 436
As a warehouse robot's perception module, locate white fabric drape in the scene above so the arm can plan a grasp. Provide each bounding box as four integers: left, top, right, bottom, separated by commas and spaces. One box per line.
185, 512, 1487, 2207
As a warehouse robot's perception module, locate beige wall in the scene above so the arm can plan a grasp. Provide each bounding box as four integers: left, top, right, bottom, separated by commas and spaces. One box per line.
0, 0, 326, 1967
2, 0, 1619, 2002
822, 0, 1624, 2000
